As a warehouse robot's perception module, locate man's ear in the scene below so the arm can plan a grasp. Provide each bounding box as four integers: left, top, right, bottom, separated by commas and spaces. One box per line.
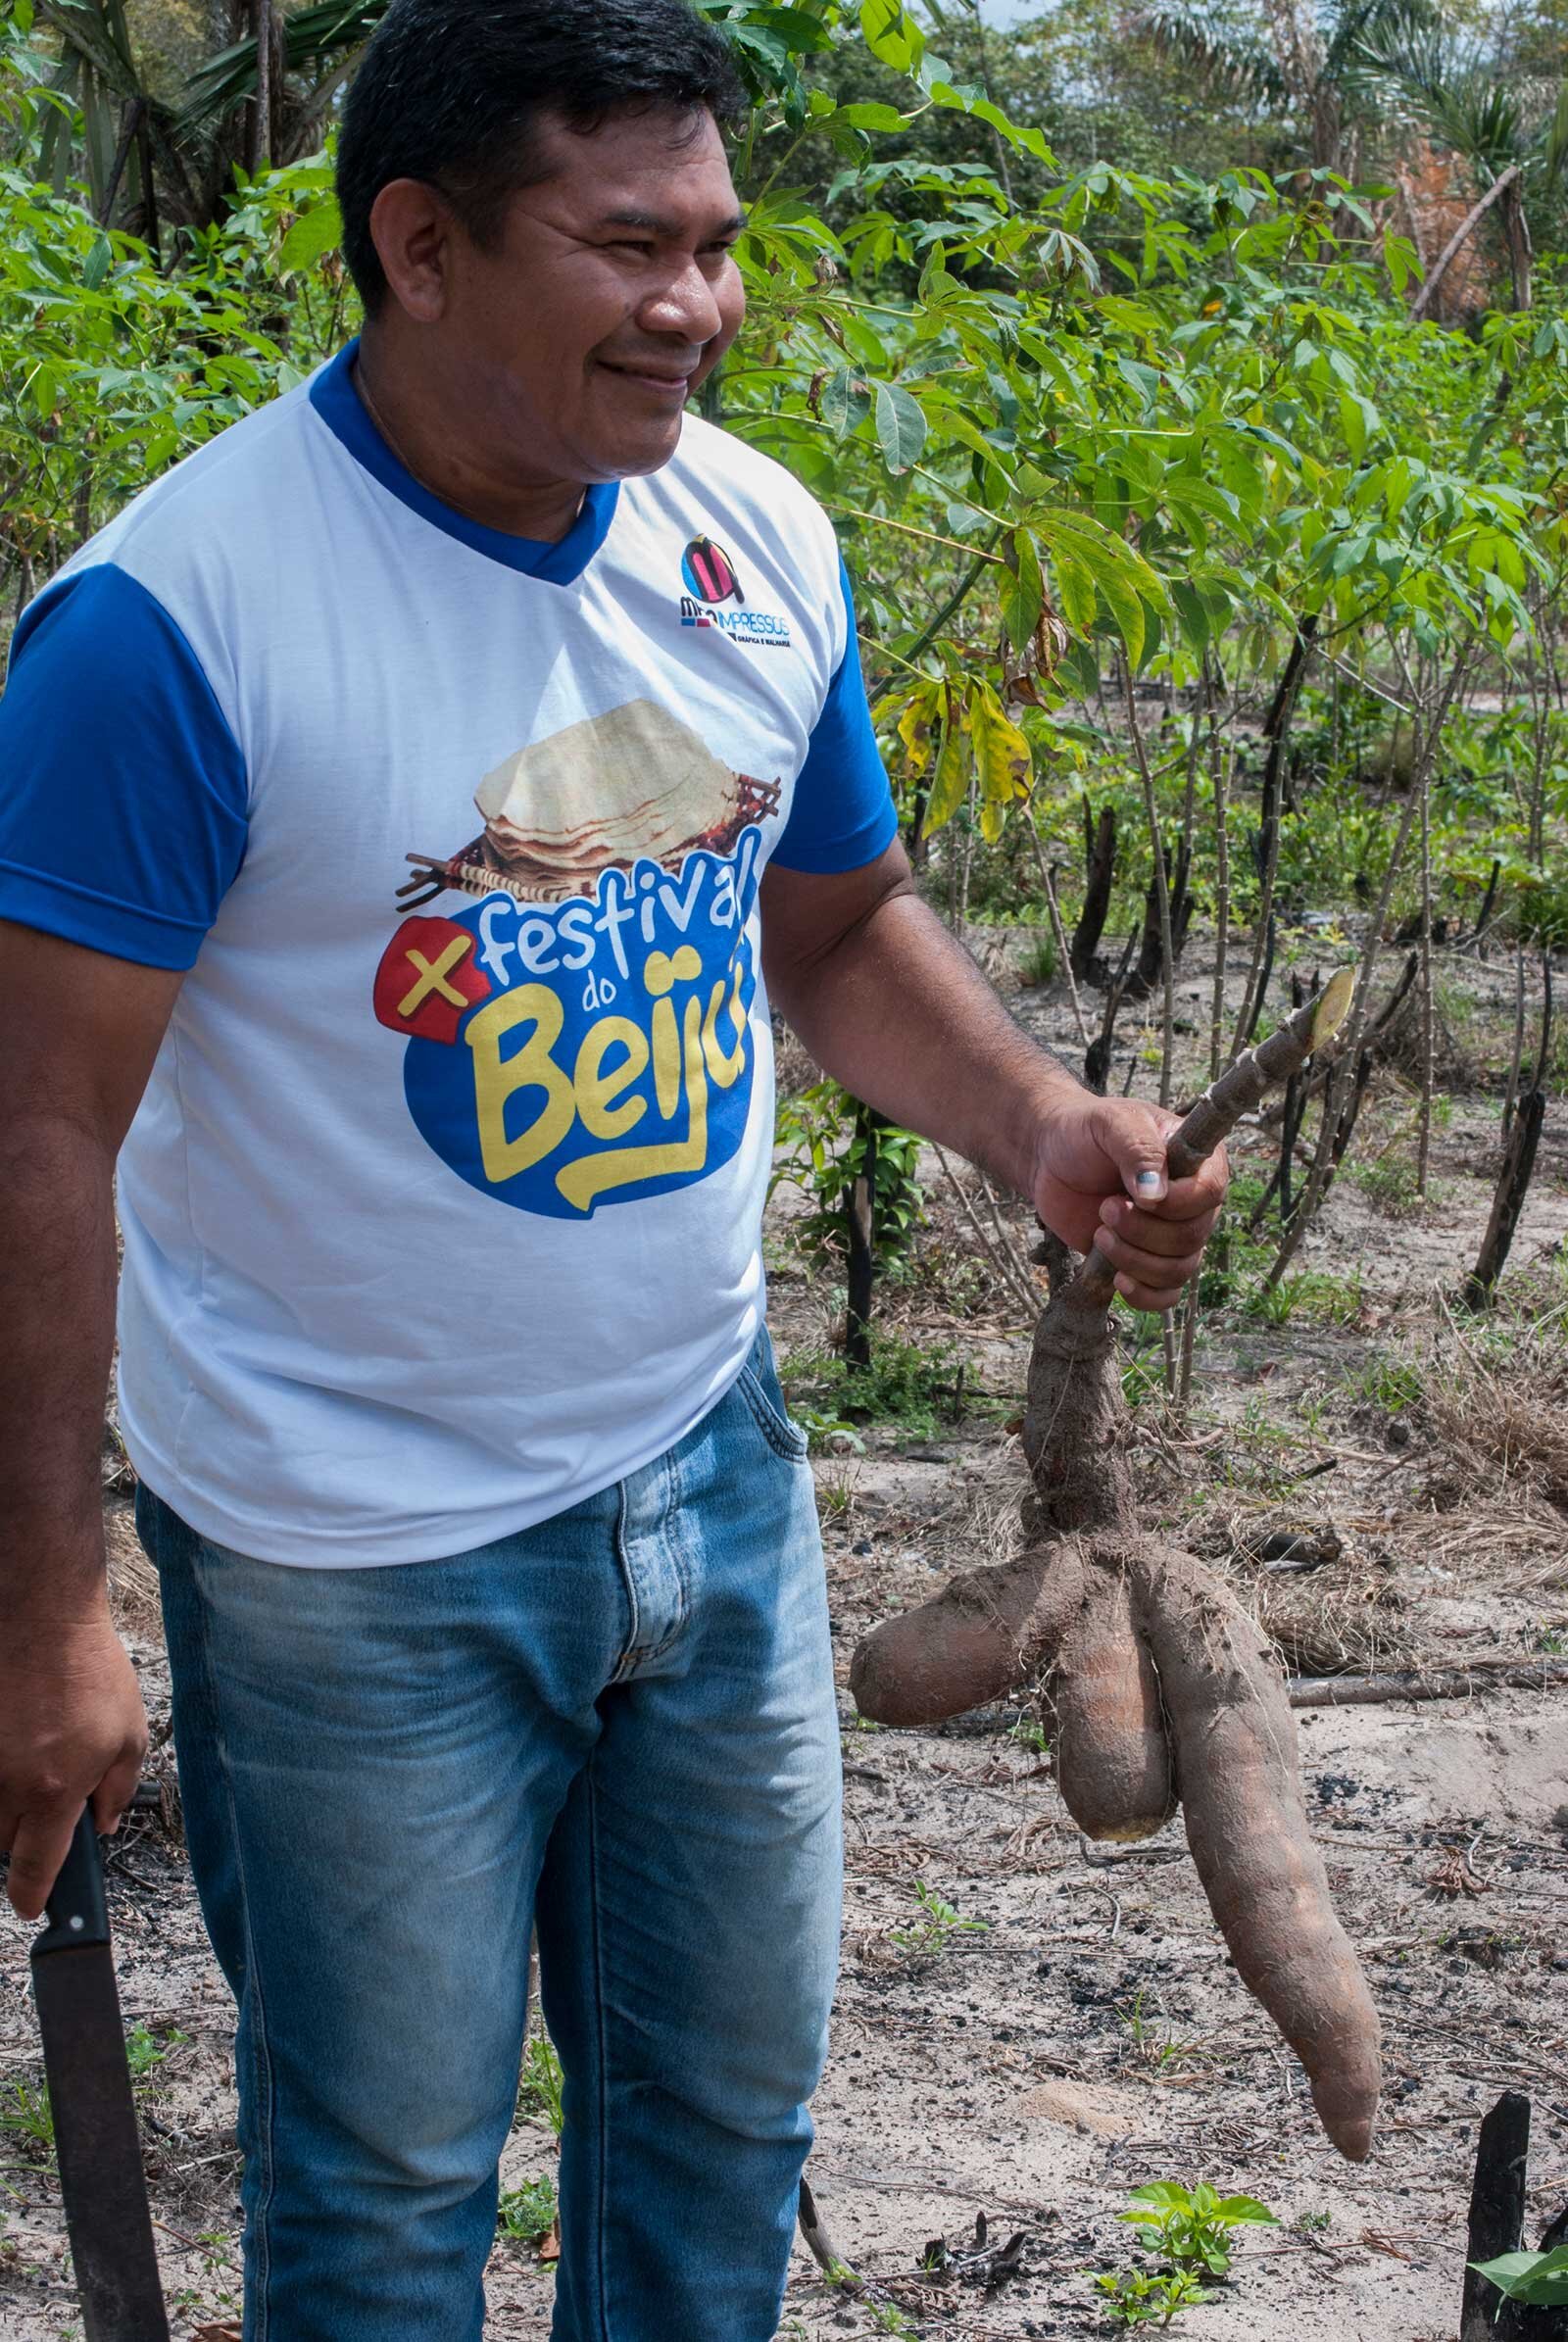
368, 177, 456, 323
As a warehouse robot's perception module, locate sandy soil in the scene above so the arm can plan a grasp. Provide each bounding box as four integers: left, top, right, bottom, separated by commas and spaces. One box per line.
2, 927, 1566, 2341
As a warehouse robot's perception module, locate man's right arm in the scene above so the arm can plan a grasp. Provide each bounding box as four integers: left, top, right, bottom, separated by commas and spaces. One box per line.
0, 921, 183, 1920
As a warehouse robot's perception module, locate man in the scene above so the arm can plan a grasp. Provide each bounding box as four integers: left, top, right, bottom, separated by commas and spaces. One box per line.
0, 3, 1225, 2335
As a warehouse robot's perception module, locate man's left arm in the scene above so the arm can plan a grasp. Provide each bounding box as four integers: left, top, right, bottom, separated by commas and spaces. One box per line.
760, 842, 1227, 1314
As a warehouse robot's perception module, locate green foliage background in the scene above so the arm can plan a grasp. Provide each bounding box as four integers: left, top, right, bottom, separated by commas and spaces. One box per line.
2, 0, 1566, 950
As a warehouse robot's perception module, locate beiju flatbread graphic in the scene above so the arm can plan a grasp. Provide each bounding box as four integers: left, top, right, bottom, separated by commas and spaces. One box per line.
399, 700, 781, 909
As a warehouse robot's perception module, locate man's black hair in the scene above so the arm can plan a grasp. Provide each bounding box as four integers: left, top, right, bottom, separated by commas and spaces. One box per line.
337, 0, 748, 313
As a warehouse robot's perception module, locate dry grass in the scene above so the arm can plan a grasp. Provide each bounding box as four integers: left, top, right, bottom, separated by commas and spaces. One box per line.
946, 1437, 1030, 1567
1379, 988, 1490, 1094
106, 1502, 161, 1635
1247, 1569, 1413, 1675
1423, 1313, 1568, 1517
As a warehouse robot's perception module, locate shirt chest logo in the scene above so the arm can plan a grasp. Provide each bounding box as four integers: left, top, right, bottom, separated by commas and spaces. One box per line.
372, 701, 779, 1220
677, 535, 792, 651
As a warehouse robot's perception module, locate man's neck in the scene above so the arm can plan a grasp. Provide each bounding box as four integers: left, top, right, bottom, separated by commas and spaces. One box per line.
353, 331, 587, 545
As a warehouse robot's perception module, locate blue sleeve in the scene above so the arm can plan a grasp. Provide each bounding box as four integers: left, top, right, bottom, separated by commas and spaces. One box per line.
0, 563, 247, 970
771, 559, 898, 874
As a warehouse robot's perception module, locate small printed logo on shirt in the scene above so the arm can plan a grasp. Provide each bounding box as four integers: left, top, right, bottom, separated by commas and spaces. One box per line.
678, 534, 792, 650
681, 535, 742, 605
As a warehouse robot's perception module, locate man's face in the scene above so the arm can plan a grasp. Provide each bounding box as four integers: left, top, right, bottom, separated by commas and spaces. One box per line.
437, 106, 747, 487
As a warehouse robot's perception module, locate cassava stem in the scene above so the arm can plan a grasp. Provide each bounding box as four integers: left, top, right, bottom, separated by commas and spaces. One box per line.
1067, 968, 1354, 1315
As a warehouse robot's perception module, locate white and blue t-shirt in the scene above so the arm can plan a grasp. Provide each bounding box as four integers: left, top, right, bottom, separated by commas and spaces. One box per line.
0, 342, 896, 1565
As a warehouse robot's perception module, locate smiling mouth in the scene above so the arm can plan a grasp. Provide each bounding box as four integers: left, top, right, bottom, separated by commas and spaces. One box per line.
598, 360, 695, 397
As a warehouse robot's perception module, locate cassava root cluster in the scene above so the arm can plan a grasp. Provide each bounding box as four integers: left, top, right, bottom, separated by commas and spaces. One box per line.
850, 974, 1384, 2163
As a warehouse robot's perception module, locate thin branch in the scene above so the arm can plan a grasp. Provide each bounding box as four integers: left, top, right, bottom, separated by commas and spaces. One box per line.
931, 1145, 1039, 1317
1176, 1273, 1199, 1410
818, 500, 1005, 565
1023, 820, 1091, 1047
1209, 716, 1231, 1086
902, 539, 1001, 668
1409, 163, 1522, 322
1314, 647, 1416, 713
798, 2176, 858, 2290
976, 1166, 1040, 1306
1502, 944, 1526, 1142
1120, 659, 1175, 1107
1262, 636, 1475, 1293
1416, 775, 1434, 1198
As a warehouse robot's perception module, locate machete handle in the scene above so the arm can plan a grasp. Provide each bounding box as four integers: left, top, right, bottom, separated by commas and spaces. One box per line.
33, 1810, 110, 1957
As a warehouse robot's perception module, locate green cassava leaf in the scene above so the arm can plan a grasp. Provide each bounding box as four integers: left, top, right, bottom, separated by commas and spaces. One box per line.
1471, 2248, 1568, 2308
820, 367, 869, 438
873, 379, 927, 473
278, 196, 343, 274
1000, 529, 1044, 658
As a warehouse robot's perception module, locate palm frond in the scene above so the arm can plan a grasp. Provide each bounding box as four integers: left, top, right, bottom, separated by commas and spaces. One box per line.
1541, 77, 1568, 191
1349, 25, 1526, 176
38, 0, 140, 95
1132, 0, 1290, 112
1324, 0, 1435, 84
178, 0, 387, 131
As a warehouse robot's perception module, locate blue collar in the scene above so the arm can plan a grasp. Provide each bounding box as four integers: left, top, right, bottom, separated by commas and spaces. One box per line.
308, 339, 618, 585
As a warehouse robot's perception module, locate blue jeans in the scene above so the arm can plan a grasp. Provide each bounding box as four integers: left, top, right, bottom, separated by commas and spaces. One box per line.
135, 1332, 841, 2342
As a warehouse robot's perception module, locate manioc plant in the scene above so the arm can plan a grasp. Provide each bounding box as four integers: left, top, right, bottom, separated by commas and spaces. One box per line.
851, 969, 1384, 2164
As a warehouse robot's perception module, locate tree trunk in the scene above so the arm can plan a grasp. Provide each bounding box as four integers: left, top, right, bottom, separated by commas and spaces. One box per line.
1499, 177, 1534, 315
844, 1109, 879, 1370
1071, 801, 1116, 985
1085, 931, 1137, 1095
1464, 1086, 1545, 1310
98, 96, 144, 227
1460, 2092, 1568, 2340
1209, 719, 1230, 1083
1410, 165, 1521, 323
248, 0, 278, 172
1260, 615, 1317, 828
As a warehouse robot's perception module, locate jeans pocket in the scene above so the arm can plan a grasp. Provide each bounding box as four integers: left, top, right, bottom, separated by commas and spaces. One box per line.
736, 1328, 809, 1462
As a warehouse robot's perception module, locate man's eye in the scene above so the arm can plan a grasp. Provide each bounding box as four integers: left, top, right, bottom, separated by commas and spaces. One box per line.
607, 240, 654, 257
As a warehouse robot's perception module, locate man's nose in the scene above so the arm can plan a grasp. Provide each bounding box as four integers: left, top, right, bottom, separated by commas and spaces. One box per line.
635, 256, 725, 346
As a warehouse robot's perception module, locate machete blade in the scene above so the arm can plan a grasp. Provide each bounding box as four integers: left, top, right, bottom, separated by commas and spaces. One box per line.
29, 1813, 170, 2341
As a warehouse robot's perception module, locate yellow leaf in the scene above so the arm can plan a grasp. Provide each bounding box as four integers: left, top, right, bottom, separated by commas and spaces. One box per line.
970, 682, 1033, 811
896, 685, 939, 781
923, 685, 972, 835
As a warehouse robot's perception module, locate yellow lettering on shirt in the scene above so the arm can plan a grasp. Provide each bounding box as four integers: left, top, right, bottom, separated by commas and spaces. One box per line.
464, 946, 747, 1210
701, 967, 748, 1090
467, 984, 576, 1183
556, 992, 709, 1213
645, 948, 700, 1122
573, 1017, 649, 1142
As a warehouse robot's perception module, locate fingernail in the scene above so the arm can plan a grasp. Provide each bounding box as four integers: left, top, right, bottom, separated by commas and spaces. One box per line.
1136, 1171, 1162, 1192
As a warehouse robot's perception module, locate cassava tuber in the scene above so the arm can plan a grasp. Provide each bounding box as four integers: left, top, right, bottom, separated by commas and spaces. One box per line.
850, 971, 1384, 2160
